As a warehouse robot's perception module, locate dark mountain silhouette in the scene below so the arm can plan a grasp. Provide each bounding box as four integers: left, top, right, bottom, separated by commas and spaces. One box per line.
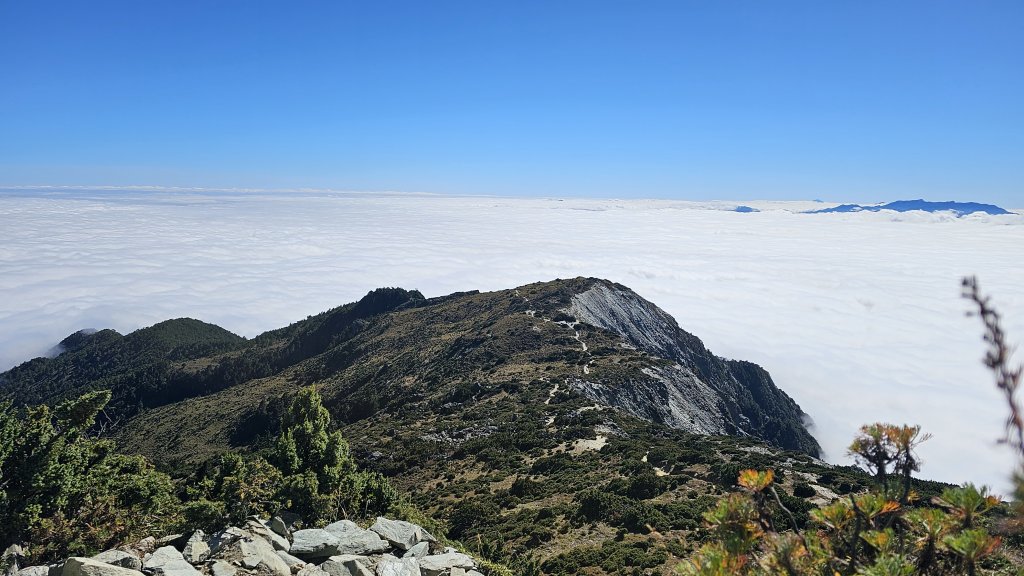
807, 199, 1011, 216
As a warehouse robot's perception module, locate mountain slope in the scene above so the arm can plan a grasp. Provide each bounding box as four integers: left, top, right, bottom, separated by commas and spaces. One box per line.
0, 279, 819, 460
0, 318, 246, 417
0, 278, 835, 574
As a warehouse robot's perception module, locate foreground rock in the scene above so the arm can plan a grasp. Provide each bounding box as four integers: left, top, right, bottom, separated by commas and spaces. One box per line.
323, 522, 390, 556
368, 519, 435, 553
90, 552, 141, 572
62, 558, 142, 576
16, 515, 485, 576
143, 547, 201, 576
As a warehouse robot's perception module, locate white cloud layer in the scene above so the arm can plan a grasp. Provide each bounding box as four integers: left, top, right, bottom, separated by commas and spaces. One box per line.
1, 189, 1022, 490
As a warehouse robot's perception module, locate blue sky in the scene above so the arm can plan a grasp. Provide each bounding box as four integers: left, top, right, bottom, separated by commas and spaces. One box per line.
1, 1, 1021, 204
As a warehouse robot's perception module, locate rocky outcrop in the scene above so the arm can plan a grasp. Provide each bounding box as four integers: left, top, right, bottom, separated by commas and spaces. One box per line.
565, 280, 821, 455
15, 516, 485, 576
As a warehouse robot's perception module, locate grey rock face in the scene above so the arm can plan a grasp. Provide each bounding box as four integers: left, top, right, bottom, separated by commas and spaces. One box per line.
319, 556, 372, 576
245, 519, 290, 552
275, 550, 305, 569
322, 521, 358, 536
239, 539, 291, 576
181, 531, 210, 564
564, 280, 821, 456
208, 561, 236, 576
270, 517, 291, 538
274, 512, 302, 533
567, 364, 727, 436
566, 283, 684, 360
208, 527, 246, 556
295, 567, 328, 576
61, 558, 143, 576
399, 542, 427, 560
131, 538, 156, 556
323, 522, 389, 556
418, 552, 475, 576
142, 547, 200, 576
370, 557, 418, 576
290, 530, 341, 559
89, 552, 141, 573
368, 518, 433, 552
154, 535, 185, 549
206, 528, 288, 576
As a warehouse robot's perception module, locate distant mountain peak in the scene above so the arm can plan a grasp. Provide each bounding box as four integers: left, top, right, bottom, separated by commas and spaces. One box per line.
807, 199, 1012, 216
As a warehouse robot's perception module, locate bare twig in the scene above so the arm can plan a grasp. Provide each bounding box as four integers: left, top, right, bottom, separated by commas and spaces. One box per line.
962, 276, 1024, 458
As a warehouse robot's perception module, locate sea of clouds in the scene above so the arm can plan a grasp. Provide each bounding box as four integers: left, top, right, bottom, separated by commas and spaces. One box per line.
1, 188, 1022, 490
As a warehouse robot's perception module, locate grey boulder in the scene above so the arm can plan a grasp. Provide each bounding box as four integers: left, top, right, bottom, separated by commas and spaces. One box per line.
182, 531, 210, 564
131, 538, 156, 556
275, 550, 306, 570
208, 561, 236, 576
61, 558, 143, 576
245, 519, 290, 552
418, 552, 475, 576
271, 512, 301, 538
89, 552, 141, 573
323, 522, 389, 556
208, 527, 246, 556
399, 543, 427, 560
371, 557, 418, 576
142, 547, 201, 576
16, 568, 49, 576
238, 539, 290, 576
319, 556, 372, 576
290, 530, 340, 560
368, 518, 434, 552
209, 529, 289, 576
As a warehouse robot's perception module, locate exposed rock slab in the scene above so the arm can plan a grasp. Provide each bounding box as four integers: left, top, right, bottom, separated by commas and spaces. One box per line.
89, 552, 141, 572
368, 518, 433, 552
319, 555, 372, 576
371, 557, 418, 576
323, 522, 389, 556
418, 552, 475, 576
290, 530, 341, 559
62, 558, 142, 576
142, 547, 201, 576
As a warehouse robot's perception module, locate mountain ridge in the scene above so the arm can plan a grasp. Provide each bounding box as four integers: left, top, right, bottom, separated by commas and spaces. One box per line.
0, 277, 819, 459
6, 278, 965, 574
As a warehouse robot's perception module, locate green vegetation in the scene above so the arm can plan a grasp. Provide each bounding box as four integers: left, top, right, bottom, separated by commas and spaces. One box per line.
680, 426, 1007, 576
0, 391, 178, 562
0, 385, 400, 564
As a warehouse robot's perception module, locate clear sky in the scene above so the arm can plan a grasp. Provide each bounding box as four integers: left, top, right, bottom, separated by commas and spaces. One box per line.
1, 1, 1021, 204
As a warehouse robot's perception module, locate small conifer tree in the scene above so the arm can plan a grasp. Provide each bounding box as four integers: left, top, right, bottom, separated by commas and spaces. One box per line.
269, 385, 395, 522
272, 385, 354, 494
